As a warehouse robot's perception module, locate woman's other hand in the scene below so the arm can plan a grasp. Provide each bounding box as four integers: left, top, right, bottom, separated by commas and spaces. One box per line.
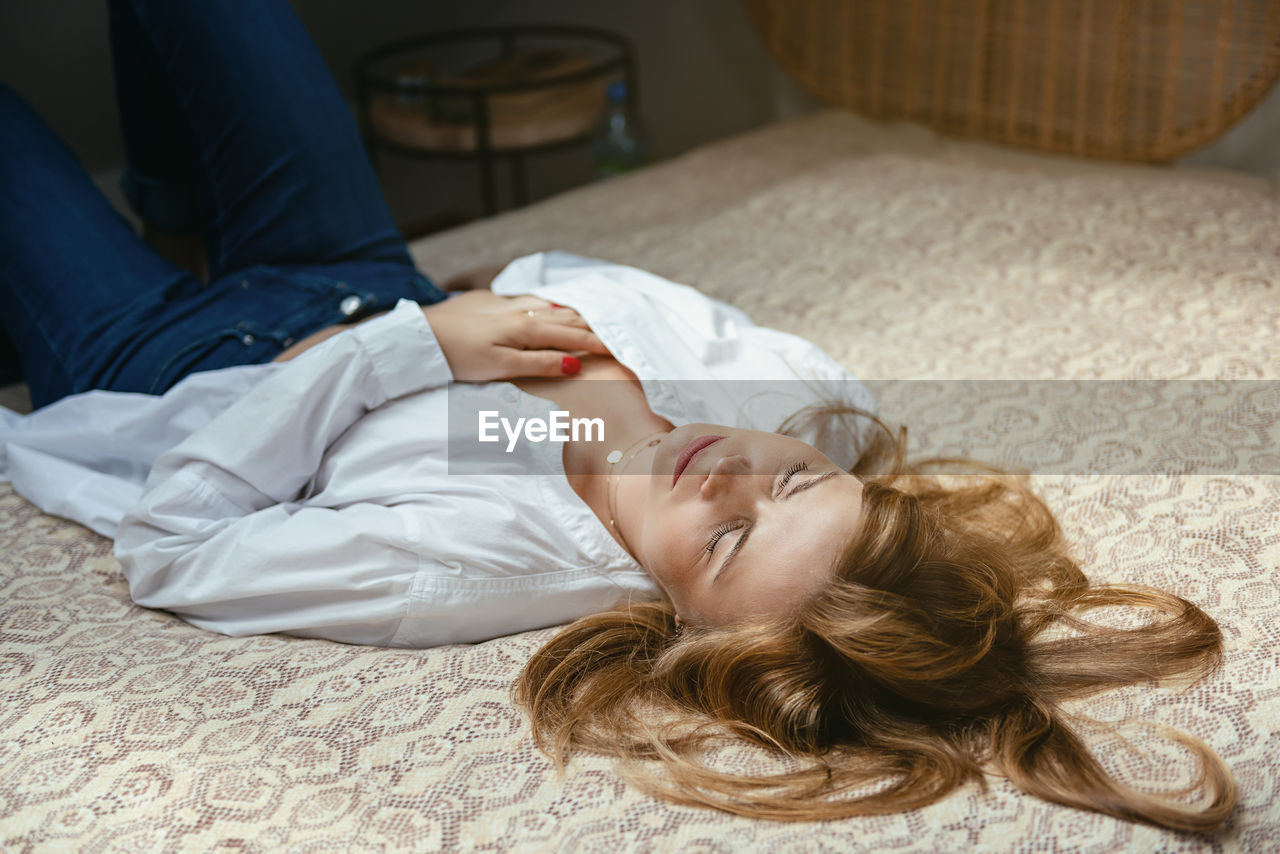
423, 291, 611, 382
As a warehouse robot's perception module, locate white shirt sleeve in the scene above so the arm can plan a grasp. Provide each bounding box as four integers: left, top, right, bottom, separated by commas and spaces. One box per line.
114, 299, 453, 645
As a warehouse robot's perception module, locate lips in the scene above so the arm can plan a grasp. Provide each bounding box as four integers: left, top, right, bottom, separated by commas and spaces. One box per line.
672, 435, 726, 487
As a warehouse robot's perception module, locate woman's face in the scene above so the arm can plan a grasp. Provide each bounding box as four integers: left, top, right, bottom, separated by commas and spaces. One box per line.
614, 423, 865, 628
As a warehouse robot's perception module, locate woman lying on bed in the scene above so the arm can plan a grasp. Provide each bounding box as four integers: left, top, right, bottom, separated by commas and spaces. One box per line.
0, 0, 1234, 833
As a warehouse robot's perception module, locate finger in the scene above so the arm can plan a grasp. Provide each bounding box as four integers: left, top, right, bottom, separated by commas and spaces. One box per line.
541, 309, 592, 331
509, 315, 608, 353
502, 349, 584, 378
511, 299, 585, 320
507, 295, 550, 313
523, 322, 611, 356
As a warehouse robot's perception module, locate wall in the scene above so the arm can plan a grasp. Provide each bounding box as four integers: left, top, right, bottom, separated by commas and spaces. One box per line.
2, 0, 1276, 237
0, 0, 783, 234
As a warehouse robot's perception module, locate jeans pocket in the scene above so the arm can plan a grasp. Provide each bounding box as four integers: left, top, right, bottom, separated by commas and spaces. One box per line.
146, 320, 285, 395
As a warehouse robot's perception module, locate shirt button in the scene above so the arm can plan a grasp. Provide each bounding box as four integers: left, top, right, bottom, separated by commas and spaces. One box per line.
242, 334, 255, 345
340, 295, 363, 316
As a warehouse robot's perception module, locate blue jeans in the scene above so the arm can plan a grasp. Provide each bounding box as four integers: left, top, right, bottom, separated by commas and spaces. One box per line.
0, 0, 448, 410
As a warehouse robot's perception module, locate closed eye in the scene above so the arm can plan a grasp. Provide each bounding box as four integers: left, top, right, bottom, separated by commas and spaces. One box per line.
784, 469, 839, 498
711, 467, 841, 581
777, 461, 808, 493
704, 521, 744, 553
706, 462, 809, 554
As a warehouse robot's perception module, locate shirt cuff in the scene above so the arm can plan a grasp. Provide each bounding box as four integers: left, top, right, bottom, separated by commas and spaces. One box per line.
352, 299, 454, 400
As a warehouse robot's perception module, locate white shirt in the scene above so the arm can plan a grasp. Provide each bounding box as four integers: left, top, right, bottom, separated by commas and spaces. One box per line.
0, 252, 877, 647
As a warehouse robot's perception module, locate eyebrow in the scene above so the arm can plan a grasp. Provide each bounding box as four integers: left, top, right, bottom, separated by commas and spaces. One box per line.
715, 471, 843, 581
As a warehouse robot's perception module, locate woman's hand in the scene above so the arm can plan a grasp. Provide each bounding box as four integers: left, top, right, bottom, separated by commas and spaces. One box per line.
423, 291, 611, 382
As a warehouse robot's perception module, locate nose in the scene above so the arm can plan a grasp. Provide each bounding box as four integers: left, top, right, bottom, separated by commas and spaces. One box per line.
699, 453, 754, 500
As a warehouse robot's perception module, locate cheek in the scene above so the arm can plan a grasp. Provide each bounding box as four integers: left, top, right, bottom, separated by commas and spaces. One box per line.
639, 509, 696, 592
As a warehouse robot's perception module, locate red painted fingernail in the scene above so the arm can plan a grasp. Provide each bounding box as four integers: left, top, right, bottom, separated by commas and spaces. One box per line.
561, 355, 581, 375
550, 303, 564, 309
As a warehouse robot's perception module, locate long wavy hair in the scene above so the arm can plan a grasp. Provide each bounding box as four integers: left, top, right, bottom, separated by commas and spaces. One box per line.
513, 406, 1236, 830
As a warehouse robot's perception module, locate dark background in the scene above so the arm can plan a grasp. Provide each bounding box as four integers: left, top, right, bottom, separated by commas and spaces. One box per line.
3, 0, 1277, 239
1, 0, 817, 237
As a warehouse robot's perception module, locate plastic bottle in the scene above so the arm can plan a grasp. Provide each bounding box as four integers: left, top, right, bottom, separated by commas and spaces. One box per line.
591, 81, 649, 178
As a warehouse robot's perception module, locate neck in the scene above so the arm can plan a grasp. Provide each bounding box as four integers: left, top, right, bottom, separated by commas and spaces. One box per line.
564, 419, 672, 560
512, 357, 673, 558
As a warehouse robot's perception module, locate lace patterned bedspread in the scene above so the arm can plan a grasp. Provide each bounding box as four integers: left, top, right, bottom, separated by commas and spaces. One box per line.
2, 109, 1277, 852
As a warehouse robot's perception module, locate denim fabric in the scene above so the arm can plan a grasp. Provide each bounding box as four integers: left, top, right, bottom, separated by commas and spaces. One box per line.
0, 0, 447, 410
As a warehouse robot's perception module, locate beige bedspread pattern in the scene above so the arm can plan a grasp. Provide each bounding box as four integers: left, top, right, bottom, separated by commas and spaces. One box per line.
1, 109, 1277, 852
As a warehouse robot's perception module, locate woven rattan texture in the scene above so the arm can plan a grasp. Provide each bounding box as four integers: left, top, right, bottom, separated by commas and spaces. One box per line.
743, 0, 1280, 162
3, 111, 1279, 851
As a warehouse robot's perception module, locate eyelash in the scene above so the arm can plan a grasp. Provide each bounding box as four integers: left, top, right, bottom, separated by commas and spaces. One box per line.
704, 521, 744, 553
780, 461, 808, 485
704, 461, 809, 553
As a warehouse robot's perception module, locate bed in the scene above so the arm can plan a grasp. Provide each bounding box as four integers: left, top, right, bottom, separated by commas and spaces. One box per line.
2, 2, 1278, 851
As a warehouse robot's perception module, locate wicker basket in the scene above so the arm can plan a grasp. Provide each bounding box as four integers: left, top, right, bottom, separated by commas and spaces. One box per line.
743, 0, 1280, 161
